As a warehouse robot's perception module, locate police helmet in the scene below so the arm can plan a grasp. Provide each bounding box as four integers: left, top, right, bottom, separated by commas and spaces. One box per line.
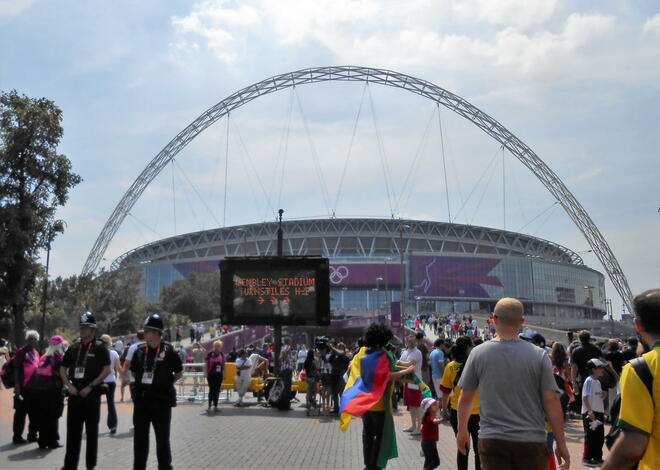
143, 313, 164, 333
79, 311, 97, 328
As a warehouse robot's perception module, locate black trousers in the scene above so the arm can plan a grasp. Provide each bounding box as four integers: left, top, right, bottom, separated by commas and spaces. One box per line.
28, 389, 62, 447
133, 399, 173, 470
450, 409, 481, 470
362, 410, 385, 470
64, 392, 101, 470
207, 374, 222, 407
13, 393, 38, 440
582, 411, 605, 461
104, 382, 118, 430
422, 440, 440, 470
329, 374, 344, 412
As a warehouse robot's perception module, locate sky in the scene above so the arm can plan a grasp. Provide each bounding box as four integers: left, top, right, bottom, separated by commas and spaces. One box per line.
1, 0, 658, 317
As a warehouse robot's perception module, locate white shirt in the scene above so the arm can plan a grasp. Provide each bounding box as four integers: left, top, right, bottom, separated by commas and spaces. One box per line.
297, 349, 307, 364
582, 375, 605, 414
126, 341, 143, 362
236, 357, 251, 377
104, 350, 120, 383
400, 347, 423, 389
248, 353, 262, 374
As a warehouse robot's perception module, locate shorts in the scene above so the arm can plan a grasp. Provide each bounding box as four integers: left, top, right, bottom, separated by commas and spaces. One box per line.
403, 383, 422, 407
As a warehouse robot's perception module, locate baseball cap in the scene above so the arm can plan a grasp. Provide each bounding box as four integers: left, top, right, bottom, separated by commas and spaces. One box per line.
587, 358, 607, 369
421, 397, 437, 414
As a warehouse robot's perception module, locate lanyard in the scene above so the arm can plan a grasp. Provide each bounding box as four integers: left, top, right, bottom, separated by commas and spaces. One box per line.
143, 343, 161, 373
76, 341, 93, 368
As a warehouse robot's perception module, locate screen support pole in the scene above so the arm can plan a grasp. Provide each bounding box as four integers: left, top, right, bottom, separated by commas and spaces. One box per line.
274, 209, 284, 374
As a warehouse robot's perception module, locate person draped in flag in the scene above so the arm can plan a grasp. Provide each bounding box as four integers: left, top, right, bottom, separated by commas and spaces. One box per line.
339, 323, 416, 470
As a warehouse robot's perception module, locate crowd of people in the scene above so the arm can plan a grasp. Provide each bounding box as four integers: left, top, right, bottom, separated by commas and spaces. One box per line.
343, 290, 660, 470
1, 288, 659, 470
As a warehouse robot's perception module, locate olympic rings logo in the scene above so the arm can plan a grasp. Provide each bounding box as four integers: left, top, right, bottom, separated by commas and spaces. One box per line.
329, 266, 349, 284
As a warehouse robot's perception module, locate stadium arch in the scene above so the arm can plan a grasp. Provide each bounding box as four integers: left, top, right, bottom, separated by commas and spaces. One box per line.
82, 66, 633, 313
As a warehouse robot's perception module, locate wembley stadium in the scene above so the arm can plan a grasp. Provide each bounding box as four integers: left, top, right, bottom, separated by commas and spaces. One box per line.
113, 218, 607, 326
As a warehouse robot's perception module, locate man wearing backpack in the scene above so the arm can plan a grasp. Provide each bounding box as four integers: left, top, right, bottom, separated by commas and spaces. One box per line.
602, 288, 660, 470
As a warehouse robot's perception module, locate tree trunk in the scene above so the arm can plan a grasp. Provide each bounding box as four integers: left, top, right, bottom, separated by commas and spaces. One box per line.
12, 301, 25, 347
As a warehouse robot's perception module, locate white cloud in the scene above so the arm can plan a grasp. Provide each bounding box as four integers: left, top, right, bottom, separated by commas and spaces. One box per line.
452, 0, 559, 28
170, 2, 660, 97
643, 13, 660, 36
570, 167, 605, 183
0, 0, 37, 18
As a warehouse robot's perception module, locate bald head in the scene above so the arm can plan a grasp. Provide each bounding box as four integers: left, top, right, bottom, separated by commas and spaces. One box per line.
494, 298, 524, 326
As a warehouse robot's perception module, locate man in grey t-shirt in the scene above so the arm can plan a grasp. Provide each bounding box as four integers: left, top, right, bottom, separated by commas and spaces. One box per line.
457, 298, 570, 470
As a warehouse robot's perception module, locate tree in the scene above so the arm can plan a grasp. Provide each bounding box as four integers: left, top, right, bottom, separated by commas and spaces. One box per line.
160, 271, 220, 322
25, 267, 156, 339
0, 90, 81, 346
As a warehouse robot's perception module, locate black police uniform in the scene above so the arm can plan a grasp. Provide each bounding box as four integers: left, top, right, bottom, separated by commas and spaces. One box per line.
60, 337, 110, 470
130, 339, 182, 470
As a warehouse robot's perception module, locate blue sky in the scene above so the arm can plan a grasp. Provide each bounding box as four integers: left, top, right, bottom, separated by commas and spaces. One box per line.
1, 0, 658, 317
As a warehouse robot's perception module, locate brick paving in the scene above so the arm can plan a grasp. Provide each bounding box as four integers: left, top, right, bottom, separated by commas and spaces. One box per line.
0, 386, 605, 470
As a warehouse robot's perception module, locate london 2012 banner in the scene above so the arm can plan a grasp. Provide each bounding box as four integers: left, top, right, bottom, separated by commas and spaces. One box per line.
411, 255, 503, 299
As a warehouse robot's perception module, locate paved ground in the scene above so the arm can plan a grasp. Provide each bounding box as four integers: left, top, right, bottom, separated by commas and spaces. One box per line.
1, 384, 606, 470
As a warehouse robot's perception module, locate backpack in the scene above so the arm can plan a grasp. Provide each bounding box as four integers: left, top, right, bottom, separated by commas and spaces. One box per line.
605, 357, 654, 452
0, 357, 15, 388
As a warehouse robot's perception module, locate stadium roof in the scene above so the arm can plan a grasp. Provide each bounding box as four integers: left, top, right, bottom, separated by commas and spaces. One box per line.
113, 218, 584, 269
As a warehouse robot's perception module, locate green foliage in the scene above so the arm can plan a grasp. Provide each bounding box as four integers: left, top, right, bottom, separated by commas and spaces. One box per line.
25, 267, 153, 338
0, 90, 81, 345
160, 271, 220, 322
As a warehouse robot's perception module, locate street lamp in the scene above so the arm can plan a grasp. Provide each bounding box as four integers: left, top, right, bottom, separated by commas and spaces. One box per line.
40, 219, 66, 351
583, 285, 595, 320
375, 277, 383, 312
399, 223, 411, 315
383, 257, 390, 301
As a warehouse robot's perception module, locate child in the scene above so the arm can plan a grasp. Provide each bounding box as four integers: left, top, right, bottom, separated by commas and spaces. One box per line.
581, 358, 607, 468
420, 397, 443, 470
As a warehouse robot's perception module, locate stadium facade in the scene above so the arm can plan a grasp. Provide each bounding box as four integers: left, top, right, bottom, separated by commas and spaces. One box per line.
115, 218, 606, 325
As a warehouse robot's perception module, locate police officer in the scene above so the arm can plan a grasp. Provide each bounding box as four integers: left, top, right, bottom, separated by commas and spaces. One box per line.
130, 314, 182, 470
59, 312, 110, 470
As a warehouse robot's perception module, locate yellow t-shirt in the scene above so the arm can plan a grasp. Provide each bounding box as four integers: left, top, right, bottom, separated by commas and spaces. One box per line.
617, 343, 659, 470
440, 360, 480, 415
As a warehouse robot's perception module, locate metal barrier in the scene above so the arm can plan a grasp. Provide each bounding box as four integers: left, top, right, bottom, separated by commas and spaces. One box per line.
177, 363, 208, 403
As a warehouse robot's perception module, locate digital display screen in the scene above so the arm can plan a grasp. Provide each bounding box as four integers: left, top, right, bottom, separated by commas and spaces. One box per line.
220, 257, 330, 326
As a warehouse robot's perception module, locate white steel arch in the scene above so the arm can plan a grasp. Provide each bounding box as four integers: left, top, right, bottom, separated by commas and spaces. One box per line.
82, 66, 633, 312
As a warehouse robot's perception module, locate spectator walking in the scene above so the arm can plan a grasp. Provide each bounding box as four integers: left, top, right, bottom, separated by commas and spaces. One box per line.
602, 288, 660, 470
100, 334, 120, 434
456, 298, 570, 470
205, 340, 225, 412
12, 330, 40, 444
397, 335, 423, 435
420, 397, 442, 470
429, 339, 446, 399
570, 330, 601, 411
440, 335, 481, 470
581, 358, 607, 467
339, 322, 415, 470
